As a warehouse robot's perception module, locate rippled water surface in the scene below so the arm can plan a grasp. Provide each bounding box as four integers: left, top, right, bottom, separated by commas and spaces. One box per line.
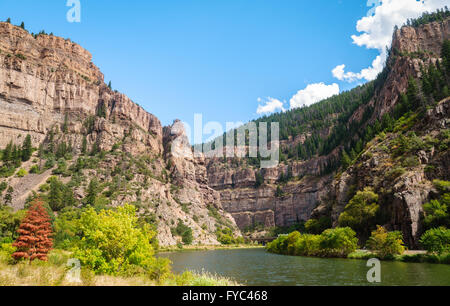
159, 248, 450, 286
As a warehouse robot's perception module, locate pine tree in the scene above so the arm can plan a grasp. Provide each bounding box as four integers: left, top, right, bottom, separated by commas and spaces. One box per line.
4, 187, 13, 205
6, 18, 11, 24
275, 185, 283, 198
443, 40, 450, 77
12, 198, 53, 261
350, 148, 357, 161
97, 102, 107, 118
406, 77, 421, 109
20, 22, 25, 29
2, 141, 13, 163
63, 114, 69, 133
21, 135, 32, 161
11, 144, 22, 167
85, 178, 99, 206
48, 178, 63, 211
255, 171, 264, 188
81, 136, 87, 155
62, 187, 76, 207
381, 114, 394, 132
48, 129, 55, 154
341, 150, 352, 169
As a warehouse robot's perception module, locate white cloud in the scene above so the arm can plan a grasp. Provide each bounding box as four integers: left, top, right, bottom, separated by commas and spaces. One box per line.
256, 97, 286, 114
255, 0, 447, 114
256, 83, 340, 114
333, 0, 448, 83
289, 83, 340, 109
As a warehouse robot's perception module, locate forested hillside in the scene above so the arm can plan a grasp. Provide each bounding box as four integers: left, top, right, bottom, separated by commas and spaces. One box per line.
205, 10, 450, 248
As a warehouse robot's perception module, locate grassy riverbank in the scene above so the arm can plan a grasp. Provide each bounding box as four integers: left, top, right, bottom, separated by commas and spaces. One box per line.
347, 250, 450, 264
0, 249, 240, 286
267, 228, 450, 264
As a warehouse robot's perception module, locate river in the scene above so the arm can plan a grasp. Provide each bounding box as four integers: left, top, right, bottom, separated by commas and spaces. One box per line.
159, 248, 450, 286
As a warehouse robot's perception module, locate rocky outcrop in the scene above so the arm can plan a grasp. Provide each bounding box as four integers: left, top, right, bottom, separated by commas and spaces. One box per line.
0, 22, 162, 152
0, 22, 240, 246
372, 18, 450, 121
218, 175, 332, 229
205, 144, 340, 230
313, 98, 450, 247
206, 152, 336, 229
205, 19, 450, 247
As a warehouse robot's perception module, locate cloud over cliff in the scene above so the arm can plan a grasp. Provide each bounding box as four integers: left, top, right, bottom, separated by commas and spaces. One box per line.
333, 0, 448, 83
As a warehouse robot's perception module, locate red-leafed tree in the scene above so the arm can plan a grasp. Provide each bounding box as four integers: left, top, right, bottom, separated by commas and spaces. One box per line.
12, 198, 53, 261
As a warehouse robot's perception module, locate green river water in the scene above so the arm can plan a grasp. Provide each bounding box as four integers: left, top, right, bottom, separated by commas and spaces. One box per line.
159, 248, 450, 286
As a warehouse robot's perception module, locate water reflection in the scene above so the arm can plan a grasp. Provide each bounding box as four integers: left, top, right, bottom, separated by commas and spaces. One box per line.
159, 248, 450, 286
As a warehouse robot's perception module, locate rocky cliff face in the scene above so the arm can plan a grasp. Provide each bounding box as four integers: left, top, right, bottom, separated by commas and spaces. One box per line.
312, 97, 450, 247
0, 22, 162, 153
206, 151, 338, 230
0, 22, 240, 246
371, 18, 450, 122
206, 18, 450, 247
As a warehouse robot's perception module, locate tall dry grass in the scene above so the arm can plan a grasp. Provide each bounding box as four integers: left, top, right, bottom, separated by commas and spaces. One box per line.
0, 249, 240, 286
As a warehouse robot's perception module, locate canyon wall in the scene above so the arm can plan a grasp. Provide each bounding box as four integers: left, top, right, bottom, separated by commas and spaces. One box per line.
206, 19, 450, 247
0, 22, 240, 246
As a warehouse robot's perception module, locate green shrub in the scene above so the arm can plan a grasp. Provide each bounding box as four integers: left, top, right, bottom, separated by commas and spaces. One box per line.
391, 131, 424, 156
423, 199, 449, 229
338, 188, 379, 239
433, 180, 450, 193
15, 53, 26, 60
420, 227, 450, 256
16, 168, 27, 177
181, 228, 193, 245
52, 159, 69, 176
267, 227, 358, 258
0, 207, 26, 242
386, 167, 406, 181
0, 242, 16, 264
266, 235, 288, 254
44, 157, 55, 169
422, 182, 450, 229
305, 217, 332, 234
29, 165, 41, 174
275, 185, 284, 197
73, 205, 171, 280
53, 207, 82, 250
285, 231, 301, 255
319, 227, 358, 257
0, 182, 7, 193
216, 227, 242, 245
401, 156, 420, 168
39, 183, 50, 192
366, 226, 405, 258
173, 219, 193, 245
293, 233, 322, 256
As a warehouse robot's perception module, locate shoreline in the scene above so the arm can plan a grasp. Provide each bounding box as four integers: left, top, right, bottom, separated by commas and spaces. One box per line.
158, 246, 449, 266
267, 249, 450, 265
158, 244, 264, 253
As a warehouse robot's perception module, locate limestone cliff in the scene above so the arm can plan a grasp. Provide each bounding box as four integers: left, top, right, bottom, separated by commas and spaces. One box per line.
0, 22, 240, 246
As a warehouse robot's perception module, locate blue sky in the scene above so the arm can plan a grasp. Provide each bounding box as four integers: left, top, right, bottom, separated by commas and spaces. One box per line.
0, 0, 444, 141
